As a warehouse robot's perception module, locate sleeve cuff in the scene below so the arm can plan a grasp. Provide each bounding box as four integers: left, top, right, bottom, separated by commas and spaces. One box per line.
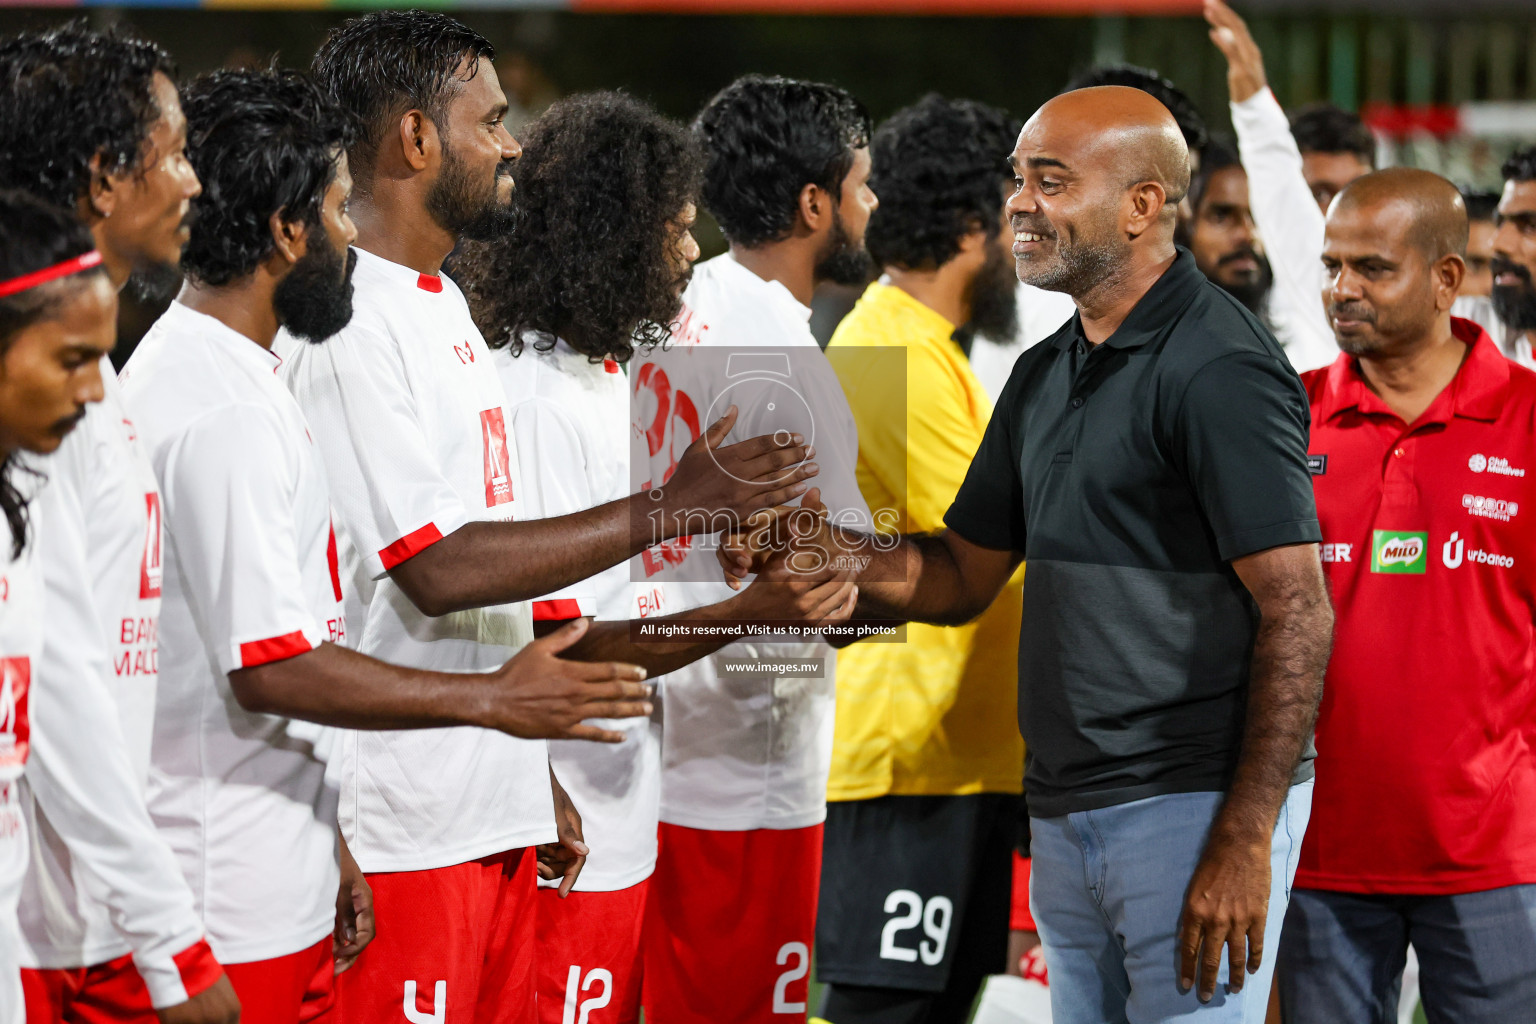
1217, 518, 1323, 563
236, 628, 320, 669
530, 596, 598, 621
136, 937, 225, 1009
378, 521, 446, 571
942, 509, 1024, 553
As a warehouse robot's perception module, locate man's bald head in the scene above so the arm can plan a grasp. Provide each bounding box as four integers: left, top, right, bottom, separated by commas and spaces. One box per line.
1028, 86, 1191, 210
1332, 167, 1468, 263
1007, 86, 1192, 300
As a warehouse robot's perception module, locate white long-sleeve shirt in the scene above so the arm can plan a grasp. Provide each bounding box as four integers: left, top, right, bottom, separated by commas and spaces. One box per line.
1230, 89, 1341, 373
17, 366, 212, 1007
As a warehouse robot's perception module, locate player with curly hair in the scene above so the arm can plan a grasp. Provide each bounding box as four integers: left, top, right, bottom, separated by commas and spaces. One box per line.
0, 189, 117, 1024
456, 88, 856, 1024
0, 23, 244, 1024
818, 93, 1029, 1024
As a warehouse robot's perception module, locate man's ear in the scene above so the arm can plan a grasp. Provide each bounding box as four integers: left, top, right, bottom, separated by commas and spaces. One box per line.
269, 210, 307, 267
796, 182, 828, 234
83, 152, 117, 221
1433, 253, 1466, 313
397, 109, 439, 173
1124, 181, 1169, 239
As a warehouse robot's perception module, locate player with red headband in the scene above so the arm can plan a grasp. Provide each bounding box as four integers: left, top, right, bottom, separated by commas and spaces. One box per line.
0, 23, 242, 1024
0, 191, 118, 1024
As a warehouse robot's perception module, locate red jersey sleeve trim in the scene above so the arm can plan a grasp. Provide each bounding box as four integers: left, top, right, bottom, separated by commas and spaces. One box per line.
238, 631, 316, 669
531, 598, 591, 621
378, 522, 445, 571
172, 938, 225, 1000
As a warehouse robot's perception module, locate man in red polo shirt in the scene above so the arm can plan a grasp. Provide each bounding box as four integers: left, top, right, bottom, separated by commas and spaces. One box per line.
1281, 166, 1536, 1022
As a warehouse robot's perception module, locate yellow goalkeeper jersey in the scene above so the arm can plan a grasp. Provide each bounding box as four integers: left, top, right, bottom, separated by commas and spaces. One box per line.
824, 281, 1024, 801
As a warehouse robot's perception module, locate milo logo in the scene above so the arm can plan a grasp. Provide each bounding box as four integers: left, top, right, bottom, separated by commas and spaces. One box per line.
1371, 530, 1428, 574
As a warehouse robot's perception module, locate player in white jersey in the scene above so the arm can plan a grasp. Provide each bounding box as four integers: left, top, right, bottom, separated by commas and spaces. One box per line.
453, 91, 858, 1024
0, 26, 242, 1024
0, 193, 119, 1024
294, 18, 823, 1023
119, 69, 654, 1024
623, 75, 879, 1023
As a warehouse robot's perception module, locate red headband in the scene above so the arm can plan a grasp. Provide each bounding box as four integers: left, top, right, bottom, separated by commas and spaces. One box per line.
0, 250, 104, 300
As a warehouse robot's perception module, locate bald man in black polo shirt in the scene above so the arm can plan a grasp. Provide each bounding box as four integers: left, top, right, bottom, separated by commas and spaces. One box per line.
726, 86, 1332, 1023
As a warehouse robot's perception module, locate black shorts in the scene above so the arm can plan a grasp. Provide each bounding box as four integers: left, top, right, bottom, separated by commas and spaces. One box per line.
814, 792, 1018, 992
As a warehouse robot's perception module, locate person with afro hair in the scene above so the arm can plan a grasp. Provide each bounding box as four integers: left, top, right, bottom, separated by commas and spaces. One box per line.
455, 89, 857, 1024
815, 93, 1028, 1024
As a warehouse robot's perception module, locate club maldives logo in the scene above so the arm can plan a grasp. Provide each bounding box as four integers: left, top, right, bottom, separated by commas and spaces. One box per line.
0, 656, 30, 768
139, 492, 162, 600
1371, 530, 1428, 574
1468, 453, 1525, 477
480, 408, 514, 508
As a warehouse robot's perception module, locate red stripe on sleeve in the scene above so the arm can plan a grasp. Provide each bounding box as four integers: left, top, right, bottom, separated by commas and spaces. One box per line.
171, 938, 226, 1000
378, 523, 445, 571
326, 521, 343, 602
531, 599, 588, 621
238, 631, 314, 668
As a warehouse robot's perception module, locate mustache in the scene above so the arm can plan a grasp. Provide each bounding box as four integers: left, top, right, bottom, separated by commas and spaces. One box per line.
1011, 214, 1055, 238
1491, 256, 1532, 285
1328, 301, 1376, 323
1218, 246, 1262, 267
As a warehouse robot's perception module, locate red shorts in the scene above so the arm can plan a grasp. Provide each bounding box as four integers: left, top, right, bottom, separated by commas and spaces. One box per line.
535, 880, 649, 1024
23, 939, 225, 1024
1010, 851, 1038, 933
642, 823, 821, 1024
223, 937, 335, 1024
335, 847, 536, 1024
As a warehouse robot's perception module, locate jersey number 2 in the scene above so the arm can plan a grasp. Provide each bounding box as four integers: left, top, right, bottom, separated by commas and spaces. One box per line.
772, 941, 809, 1014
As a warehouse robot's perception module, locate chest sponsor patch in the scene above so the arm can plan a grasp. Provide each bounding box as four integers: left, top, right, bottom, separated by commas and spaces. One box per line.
1468, 453, 1525, 477
1306, 454, 1328, 476
1371, 530, 1427, 574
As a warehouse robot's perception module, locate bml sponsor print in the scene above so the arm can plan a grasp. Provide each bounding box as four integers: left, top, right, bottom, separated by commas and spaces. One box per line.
479, 408, 514, 508
1371, 531, 1428, 574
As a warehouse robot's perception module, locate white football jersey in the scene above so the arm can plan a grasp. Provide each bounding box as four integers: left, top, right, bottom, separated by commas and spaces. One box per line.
0, 519, 40, 1024
628, 252, 870, 831
498, 337, 668, 891
17, 367, 206, 1004
280, 249, 551, 872
121, 302, 344, 964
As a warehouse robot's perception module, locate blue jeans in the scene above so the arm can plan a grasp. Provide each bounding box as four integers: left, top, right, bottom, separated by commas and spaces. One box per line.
1029, 783, 1312, 1024
1277, 884, 1536, 1023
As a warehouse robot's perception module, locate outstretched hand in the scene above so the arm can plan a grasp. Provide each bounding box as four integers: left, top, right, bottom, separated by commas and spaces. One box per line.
485, 618, 652, 743
657, 406, 819, 537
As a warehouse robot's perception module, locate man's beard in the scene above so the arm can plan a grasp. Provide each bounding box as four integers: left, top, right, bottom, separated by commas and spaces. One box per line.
966, 238, 1020, 341
276, 233, 358, 343
124, 261, 182, 304
1215, 248, 1273, 315
1015, 210, 1126, 298
426, 143, 518, 243
1491, 256, 1536, 332
813, 206, 872, 287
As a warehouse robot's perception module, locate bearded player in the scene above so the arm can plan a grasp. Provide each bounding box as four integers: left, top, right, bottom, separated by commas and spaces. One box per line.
288, 16, 819, 1021
122, 67, 656, 1024
0, 24, 241, 1024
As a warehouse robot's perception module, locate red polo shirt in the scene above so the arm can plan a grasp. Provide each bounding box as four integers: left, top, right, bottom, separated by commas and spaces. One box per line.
1299, 318, 1536, 895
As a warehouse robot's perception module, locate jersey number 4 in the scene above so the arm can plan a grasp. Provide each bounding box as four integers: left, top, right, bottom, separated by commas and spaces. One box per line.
880, 890, 954, 966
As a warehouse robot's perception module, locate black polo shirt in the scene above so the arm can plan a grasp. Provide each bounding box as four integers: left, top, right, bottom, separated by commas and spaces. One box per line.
945, 248, 1321, 818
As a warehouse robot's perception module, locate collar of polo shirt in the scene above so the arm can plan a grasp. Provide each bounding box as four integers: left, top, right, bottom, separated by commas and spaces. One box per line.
1052, 247, 1205, 352
1316, 317, 1508, 426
